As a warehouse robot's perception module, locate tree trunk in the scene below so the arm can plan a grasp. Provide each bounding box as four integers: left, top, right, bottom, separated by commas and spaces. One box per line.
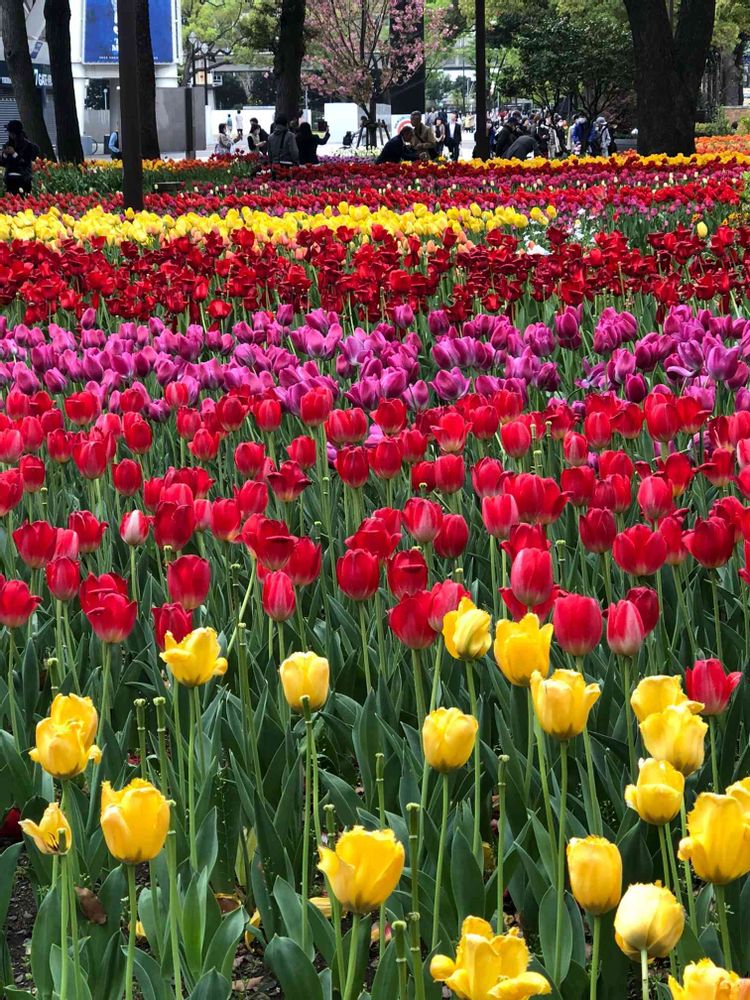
0, 0, 55, 159
44, 0, 83, 163
623, 0, 716, 155
135, 0, 160, 158
274, 0, 306, 120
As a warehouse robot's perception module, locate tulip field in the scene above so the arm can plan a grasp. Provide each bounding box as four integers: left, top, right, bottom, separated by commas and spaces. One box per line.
3, 150, 750, 1000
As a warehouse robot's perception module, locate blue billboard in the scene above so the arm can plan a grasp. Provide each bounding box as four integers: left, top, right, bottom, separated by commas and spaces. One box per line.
83, 0, 175, 65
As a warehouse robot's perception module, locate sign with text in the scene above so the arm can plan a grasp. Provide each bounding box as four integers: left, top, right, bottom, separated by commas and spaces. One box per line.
83, 0, 175, 65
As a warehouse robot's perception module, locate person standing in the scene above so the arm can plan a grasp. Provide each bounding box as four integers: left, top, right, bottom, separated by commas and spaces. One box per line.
494, 111, 523, 158
297, 121, 330, 164
1, 120, 39, 196
446, 112, 462, 161
408, 111, 438, 158
247, 118, 269, 153
214, 123, 232, 156
108, 125, 121, 159
434, 116, 446, 156
376, 126, 419, 163
267, 115, 300, 166
591, 115, 613, 157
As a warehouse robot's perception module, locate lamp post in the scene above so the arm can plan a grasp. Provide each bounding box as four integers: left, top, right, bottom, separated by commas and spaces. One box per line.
116, 0, 143, 209
185, 32, 197, 159
201, 41, 210, 107
474, 0, 489, 159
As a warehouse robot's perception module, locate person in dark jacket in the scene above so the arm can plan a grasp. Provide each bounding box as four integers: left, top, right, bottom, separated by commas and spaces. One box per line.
297, 121, 330, 164
247, 117, 269, 153
266, 115, 299, 166
376, 126, 419, 163
446, 113, 462, 161
494, 111, 524, 158
1, 120, 38, 196
505, 133, 541, 160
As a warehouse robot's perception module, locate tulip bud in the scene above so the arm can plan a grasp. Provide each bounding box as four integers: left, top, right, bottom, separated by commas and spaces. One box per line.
552, 594, 602, 656
509, 548, 553, 608
317, 827, 404, 914
279, 651, 330, 712
624, 758, 684, 825
606, 600, 646, 657
685, 659, 741, 716
640, 703, 707, 776
100, 779, 170, 864
614, 883, 684, 959
19, 802, 72, 855
567, 836, 622, 915
530, 669, 600, 740
494, 613, 553, 687
442, 597, 492, 661
678, 792, 750, 884
669, 959, 744, 1000
422, 708, 478, 772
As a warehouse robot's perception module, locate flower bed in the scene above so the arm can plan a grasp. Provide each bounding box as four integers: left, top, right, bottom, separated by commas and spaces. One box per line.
0, 154, 748, 1000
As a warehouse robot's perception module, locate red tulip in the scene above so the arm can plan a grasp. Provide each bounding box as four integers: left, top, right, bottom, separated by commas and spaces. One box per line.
152, 603, 194, 650
119, 510, 150, 546
471, 405, 499, 441
53, 529, 79, 560
247, 518, 296, 570
85, 592, 137, 643
501, 524, 550, 561
189, 428, 221, 462
254, 398, 282, 433
552, 594, 602, 656
0, 580, 41, 627
123, 415, 152, 455
79, 573, 128, 615
560, 466, 595, 508
262, 570, 296, 621
267, 461, 311, 502
326, 408, 368, 445
659, 515, 688, 565
167, 555, 211, 611
644, 394, 679, 443
19, 455, 45, 493
637, 475, 673, 521
233, 480, 268, 518
500, 420, 532, 458
500, 587, 558, 623
0, 469, 23, 516
286, 435, 317, 469
434, 514, 469, 558
505, 474, 567, 525
433, 412, 470, 454
433, 454, 465, 494
68, 510, 107, 553
682, 516, 734, 568
481, 494, 520, 540
337, 549, 380, 601
216, 394, 247, 432
402, 497, 443, 544
0, 429, 23, 464
613, 525, 667, 577
388, 592, 438, 648
399, 428, 428, 464
286, 537, 322, 586
625, 586, 660, 636
371, 398, 407, 435
72, 439, 108, 479
563, 431, 589, 466
46, 557, 80, 601
65, 391, 100, 426
336, 446, 370, 488
369, 439, 403, 480
387, 549, 428, 599
427, 579, 470, 631
13, 520, 57, 569
112, 459, 143, 496
471, 457, 506, 499
235, 441, 267, 479
510, 548, 553, 608
211, 499, 242, 542
606, 600, 646, 657
579, 508, 616, 554
153, 501, 195, 550
685, 659, 741, 716
345, 516, 401, 560
299, 386, 334, 427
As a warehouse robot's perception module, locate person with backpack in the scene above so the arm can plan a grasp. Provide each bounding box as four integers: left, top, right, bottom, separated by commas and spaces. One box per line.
591, 115, 615, 157
267, 115, 300, 167
1, 120, 39, 196
570, 115, 595, 156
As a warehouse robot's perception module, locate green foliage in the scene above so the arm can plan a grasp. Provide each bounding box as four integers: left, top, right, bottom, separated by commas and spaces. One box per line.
695, 108, 733, 135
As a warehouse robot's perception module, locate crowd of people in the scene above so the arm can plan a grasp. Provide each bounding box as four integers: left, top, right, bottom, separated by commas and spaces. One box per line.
216, 114, 331, 166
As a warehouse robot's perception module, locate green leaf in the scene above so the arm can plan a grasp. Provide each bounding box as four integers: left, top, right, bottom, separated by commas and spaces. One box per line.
370, 940, 398, 1000
450, 828, 484, 925
131, 946, 170, 1000
0, 731, 32, 806
264, 935, 324, 1000
30, 881, 61, 1000
196, 807, 218, 876
0, 842, 22, 927
181, 869, 209, 981
188, 970, 232, 999
273, 877, 305, 951
202, 906, 246, 981
538, 886, 572, 985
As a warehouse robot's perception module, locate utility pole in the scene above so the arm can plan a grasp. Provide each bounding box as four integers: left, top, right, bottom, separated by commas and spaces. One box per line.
474, 0, 489, 159
117, 0, 143, 209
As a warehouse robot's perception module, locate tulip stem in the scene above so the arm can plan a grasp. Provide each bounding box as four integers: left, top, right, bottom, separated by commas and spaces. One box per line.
497, 754, 509, 931
582, 727, 602, 837
553, 740, 568, 985
411, 649, 426, 728
710, 571, 724, 665
342, 913, 362, 1000
664, 821, 683, 910
407, 803, 421, 917
187, 688, 198, 870
534, 721, 556, 860
324, 805, 346, 989
59, 850, 70, 1000
679, 803, 698, 935
238, 625, 264, 802
226, 563, 256, 655
429, 643, 442, 712
166, 829, 182, 998
394, 920, 408, 1000
374, 590, 387, 681
376, 753, 386, 961
589, 914, 600, 1000
619, 656, 637, 777
431, 773, 450, 950
489, 535, 499, 620
671, 565, 697, 660
657, 824, 671, 892
301, 698, 312, 957
708, 716, 720, 792
465, 662, 481, 860
6, 628, 19, 747
98, 642, 111, 741
126, 864, 137, 1000
409, 911, 426, 1000
640, 948, 649, 1000
523, 689, 534, 800
358, 603, 373, 692
63, 850, 82, 1000
714, 883, 732, 970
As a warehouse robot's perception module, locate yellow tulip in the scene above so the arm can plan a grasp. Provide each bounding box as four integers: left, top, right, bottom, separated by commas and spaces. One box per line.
726, 776, 750, 818
317, 827, 404, 914
279, 651, 330, 712
19, 802, 71, 855
668, 958, 742, 1000
640, 703, 707, 776
678, 793, 750, 884
566, 836, 622, 915
430, 917, 551, 999
696, 221, 709, 239
160, 627, 228, 687
443, 598, 492, 661
630, 675, 702, 723
494, 614, 553, 687
48, 693, 99, 746
624, 758, 684, 825
100, 778, 170, 864
29, 715, 102, 779
422, 707, 478, 772
530, 669, 600, 740
614, 883, 684, 960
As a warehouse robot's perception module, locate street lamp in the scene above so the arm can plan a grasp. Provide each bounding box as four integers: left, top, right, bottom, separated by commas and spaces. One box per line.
474, 0, 489, 159
201, 41, 210, 107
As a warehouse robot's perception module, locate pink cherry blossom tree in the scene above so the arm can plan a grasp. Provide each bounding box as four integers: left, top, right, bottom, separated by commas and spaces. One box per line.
304, 0, 449, 117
